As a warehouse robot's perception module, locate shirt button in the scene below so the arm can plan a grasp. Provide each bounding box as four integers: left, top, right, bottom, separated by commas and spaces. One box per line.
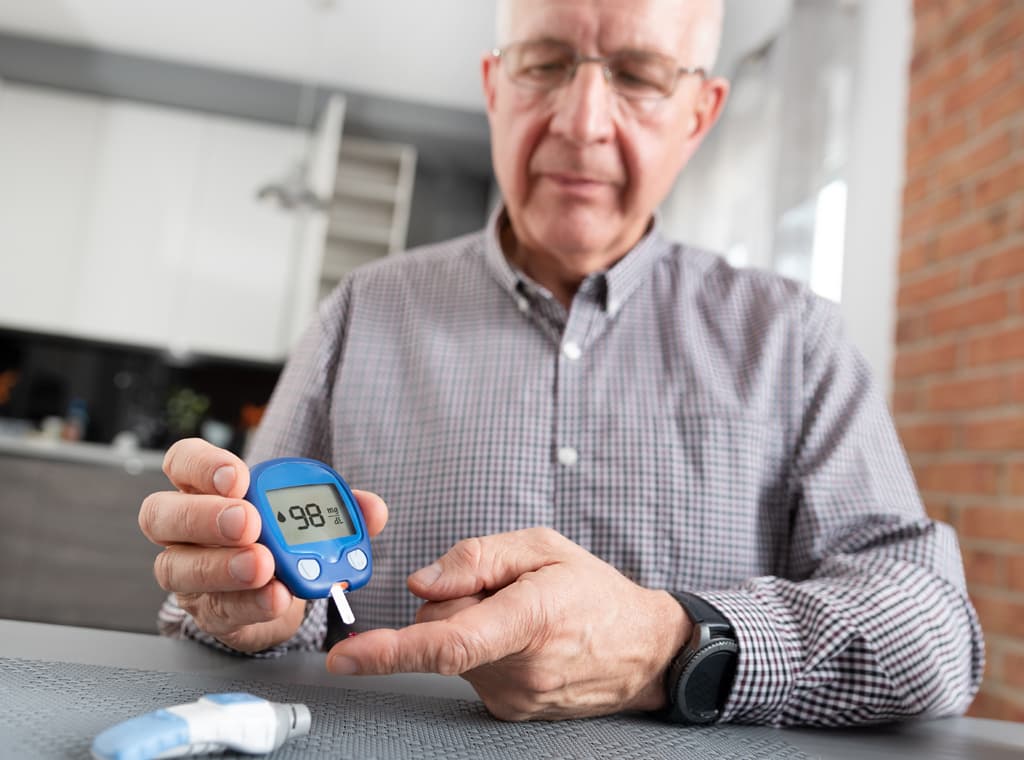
562, 341, 582, 361
516, 296, 530, 313
557, 446, 579, 467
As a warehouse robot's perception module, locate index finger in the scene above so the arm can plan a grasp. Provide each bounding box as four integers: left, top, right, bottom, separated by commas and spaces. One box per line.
163, 438, 250, 498
327, 582, 539, 676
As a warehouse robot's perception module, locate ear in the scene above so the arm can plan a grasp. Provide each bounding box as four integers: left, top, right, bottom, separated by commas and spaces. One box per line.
688, 76, 729, 141
481, 51, 500, 116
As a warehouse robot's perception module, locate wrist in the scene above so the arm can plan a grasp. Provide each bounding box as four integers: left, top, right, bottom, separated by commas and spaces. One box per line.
628, 589, 692, 712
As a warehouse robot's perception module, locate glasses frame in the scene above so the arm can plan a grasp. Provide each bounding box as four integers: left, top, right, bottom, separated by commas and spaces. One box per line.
492, 40, 707, 102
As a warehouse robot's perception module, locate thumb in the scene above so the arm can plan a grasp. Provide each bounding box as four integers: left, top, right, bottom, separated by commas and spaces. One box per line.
407, 527, 566, 601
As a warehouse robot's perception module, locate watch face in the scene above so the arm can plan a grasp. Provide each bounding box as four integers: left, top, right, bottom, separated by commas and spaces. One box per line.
674, 640, 738, 724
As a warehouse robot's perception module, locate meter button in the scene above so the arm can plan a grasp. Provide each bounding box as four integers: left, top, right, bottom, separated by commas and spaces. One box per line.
297, 558, 321, 581
346, 549, 368, 571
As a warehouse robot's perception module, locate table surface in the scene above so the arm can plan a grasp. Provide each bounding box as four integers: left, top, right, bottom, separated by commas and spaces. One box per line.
2, 619, 1022, 759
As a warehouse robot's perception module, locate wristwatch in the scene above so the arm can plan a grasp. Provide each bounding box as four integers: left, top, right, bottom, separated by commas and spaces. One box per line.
663, 591, 739, 725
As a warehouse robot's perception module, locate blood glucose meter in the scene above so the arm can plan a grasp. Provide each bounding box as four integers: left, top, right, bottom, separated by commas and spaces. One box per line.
245, 457, 372, 624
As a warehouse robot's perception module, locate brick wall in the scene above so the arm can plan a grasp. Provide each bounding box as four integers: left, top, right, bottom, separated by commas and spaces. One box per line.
898, 0, 1023, 721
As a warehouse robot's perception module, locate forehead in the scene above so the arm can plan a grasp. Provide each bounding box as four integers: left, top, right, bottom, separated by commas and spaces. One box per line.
506, 0, 695, 57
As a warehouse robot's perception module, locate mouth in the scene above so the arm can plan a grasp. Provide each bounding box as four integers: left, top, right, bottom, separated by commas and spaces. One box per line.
540, 172, 616, 194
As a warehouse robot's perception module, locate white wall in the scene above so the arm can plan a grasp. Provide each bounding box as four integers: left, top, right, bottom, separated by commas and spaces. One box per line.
840, 0, 911, 400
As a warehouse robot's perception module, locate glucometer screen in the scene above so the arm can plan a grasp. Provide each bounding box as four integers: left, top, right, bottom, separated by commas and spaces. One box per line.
265, 483, 357, 545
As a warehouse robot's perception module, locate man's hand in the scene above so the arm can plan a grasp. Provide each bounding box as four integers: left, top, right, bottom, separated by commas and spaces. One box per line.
139, 438, 388, 653
325, 527, 689, 720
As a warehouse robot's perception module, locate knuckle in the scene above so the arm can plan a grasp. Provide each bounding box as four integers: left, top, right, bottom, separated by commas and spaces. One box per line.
451, 536, 485, 571
435, 626, 481, 676
138, 494, 161, 540
153, 550, 176, 591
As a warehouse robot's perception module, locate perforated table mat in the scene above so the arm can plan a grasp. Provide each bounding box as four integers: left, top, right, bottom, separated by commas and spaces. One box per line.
0, 656, 814, 759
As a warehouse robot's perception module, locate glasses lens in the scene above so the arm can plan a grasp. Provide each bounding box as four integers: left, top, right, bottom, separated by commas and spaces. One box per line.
608, 52, 677, 99
504, 41, 574, 89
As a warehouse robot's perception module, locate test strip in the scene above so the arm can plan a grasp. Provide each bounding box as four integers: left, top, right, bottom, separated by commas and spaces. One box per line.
330, 581, 355, 625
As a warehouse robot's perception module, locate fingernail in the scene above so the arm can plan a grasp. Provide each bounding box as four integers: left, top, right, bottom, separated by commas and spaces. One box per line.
410, 562, 442, 588
213, 465, 236, 496
328, 655, 359, 675
218, 505, 246, 541
229, 551, 257, 584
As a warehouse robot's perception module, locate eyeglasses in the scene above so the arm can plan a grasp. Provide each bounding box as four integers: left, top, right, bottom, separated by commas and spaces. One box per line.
492, 39, 706, 102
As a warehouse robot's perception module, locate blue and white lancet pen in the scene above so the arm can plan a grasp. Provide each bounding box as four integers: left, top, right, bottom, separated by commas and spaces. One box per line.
90, 693, 311, 760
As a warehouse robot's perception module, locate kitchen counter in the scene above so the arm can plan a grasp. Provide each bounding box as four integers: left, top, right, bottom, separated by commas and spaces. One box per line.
0, 434, 166, 473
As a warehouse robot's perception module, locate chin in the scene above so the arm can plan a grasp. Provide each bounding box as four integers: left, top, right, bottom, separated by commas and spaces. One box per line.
529, 206, 622, 256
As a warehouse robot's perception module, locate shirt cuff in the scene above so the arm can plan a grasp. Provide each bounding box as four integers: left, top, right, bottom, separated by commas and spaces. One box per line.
696, 587, 800, 724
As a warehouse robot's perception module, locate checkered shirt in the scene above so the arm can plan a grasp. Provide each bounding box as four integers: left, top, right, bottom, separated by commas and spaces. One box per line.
160, 210, 983, 726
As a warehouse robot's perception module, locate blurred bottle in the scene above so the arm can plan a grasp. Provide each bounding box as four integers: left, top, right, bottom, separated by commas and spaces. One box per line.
61, 398, 89, 442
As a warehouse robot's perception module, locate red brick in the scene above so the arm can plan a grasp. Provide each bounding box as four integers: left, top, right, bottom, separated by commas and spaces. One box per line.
897, 268, 961, 308
899, 242, 930, 274
927, 290, 1009, 334
1008, 555, 1024, 592
907, 120, 969, 175
960, 506, 1024, 543
970, 591, 1024, 638
967, 325, 1024, 366
968, 687, 1024, 722
899, 421, 957, 451
895, 342, 959, 379
935, 207, 1010, 260
926, 373, 1008, 411
1013, 374, 1024, 404
916, 461, 1000, 495
971, 244, 1024, 285
942, 47, 1015, 116
923, 499, 953, 524
961, 545, 1005, 586
892, 387, 921, 414
911, 53, 969, 107
980, 8, 1024, 58
964, 416, 1024, 450
1006, 652, 1024, 689
938, 130, 1013, 189
978, 80, 1024, 130
896, 314, 928, 345
975, 160, 1024, 211
1010, 463, 1024, 496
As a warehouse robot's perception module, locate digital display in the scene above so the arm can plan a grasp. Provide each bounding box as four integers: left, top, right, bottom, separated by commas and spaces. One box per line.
265, 483, 357, 546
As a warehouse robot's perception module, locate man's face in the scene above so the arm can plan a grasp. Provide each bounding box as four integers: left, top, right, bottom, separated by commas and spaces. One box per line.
482, 0, 727, 271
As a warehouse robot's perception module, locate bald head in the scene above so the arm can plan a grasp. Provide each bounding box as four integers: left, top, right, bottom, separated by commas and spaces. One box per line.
495, 0, 724, 71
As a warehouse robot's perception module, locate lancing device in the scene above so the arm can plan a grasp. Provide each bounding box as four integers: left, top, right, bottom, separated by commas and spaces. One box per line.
90, 693, 311, 760
245, 457, 373, 625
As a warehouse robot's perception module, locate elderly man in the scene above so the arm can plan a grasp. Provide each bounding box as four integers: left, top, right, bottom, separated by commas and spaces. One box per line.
140, 0, 983, 726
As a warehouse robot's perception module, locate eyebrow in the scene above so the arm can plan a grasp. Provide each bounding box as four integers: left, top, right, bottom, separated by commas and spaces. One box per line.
516, 36, 678, 60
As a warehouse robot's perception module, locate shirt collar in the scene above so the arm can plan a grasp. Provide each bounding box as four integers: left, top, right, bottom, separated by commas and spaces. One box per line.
482, 204, 672, 315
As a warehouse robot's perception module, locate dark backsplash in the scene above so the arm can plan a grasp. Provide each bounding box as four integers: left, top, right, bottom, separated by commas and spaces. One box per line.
0, 327, 281, 455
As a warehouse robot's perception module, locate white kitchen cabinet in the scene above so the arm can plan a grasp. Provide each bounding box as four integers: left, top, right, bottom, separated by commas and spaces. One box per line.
0, 83, 102, 335
71, 101, 203, 346
0, 82, 342, 362
173, 116, 306, 361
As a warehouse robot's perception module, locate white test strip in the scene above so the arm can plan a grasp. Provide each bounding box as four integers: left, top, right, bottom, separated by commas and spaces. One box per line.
330, 582, 356, 625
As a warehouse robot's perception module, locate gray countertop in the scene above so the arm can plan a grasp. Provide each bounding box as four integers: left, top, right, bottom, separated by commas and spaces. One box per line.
0, 434, 166, 472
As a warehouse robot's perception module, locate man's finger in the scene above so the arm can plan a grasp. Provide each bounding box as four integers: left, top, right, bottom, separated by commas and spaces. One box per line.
154, 543, 276, 593
407, 527, 566, 601
327, 584, 539, 676
414, 593, 486, 624
352, 489, 388, 538
163, 438, 250, 499
139, 492, 261, 547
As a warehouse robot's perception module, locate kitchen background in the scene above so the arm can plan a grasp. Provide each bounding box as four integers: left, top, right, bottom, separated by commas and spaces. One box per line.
0, 0, 1019, 719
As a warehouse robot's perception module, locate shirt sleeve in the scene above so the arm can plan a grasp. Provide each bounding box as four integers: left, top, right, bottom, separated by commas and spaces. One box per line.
698, 293, 984, 727
156, 284, 351, 656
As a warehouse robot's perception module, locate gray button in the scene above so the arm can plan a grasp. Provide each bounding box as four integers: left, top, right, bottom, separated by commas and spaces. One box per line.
347, 549, 368, 571
562, 341, 582, 361
297, 558, 321, 581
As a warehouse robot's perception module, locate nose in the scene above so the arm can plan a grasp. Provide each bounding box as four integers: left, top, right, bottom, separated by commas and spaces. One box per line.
548, 60, 616, 144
